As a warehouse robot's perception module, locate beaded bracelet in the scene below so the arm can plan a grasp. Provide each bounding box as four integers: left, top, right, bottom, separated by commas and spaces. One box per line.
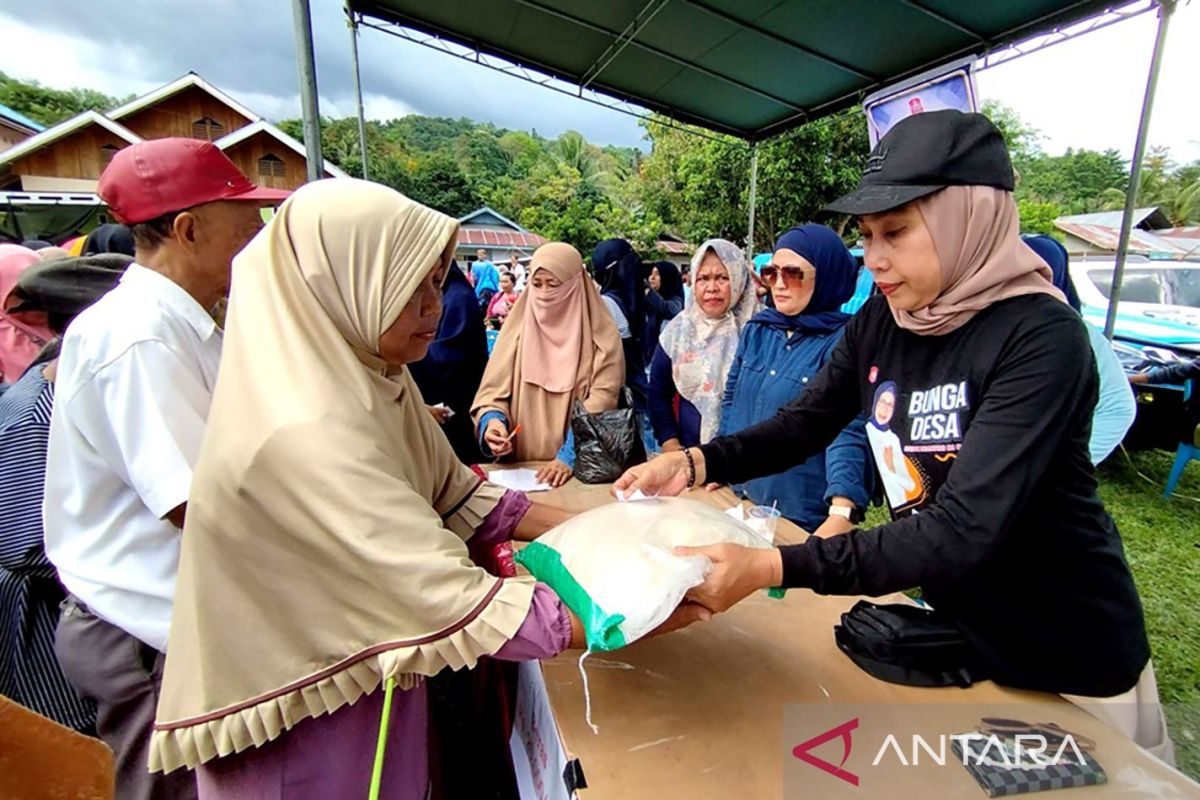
683, 447, 696, 488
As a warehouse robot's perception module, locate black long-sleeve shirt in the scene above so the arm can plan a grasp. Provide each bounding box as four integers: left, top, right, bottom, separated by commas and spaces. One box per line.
701, 294, 1149, 697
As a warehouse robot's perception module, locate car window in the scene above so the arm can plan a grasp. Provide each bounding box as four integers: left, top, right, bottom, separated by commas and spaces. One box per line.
1086, 266, 1200, 308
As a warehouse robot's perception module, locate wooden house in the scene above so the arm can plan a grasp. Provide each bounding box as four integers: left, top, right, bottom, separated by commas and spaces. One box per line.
0, 72, 345, 198
456, 206, 546, 266
0, 103, 43, 152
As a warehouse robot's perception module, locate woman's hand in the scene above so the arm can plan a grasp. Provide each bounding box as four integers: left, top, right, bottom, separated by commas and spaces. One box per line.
565, 602, 711, 650
811, 515, 854, 538
645, 601, 712, 638
535, 460, 572, 488
426, 404, 451, 425
611, 450, 700, 498
1129, 372, 1150, 385
674, 543, 783, 613
484, 418, 513, 457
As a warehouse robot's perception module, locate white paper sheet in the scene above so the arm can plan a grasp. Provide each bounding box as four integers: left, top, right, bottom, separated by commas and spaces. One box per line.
489, 468, 552, 493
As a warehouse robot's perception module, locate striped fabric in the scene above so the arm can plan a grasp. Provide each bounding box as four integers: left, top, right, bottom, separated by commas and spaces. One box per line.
601, 294, 632, 339
0, 368, 95, 732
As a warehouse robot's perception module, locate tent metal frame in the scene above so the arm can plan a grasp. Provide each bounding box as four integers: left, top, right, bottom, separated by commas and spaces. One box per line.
289, 0, 1176, 328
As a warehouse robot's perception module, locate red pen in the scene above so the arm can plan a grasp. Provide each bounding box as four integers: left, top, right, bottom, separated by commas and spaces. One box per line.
503, 424, 522, 443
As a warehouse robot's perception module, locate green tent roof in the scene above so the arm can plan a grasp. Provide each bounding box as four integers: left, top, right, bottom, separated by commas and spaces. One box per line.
349, 0, 1116, 140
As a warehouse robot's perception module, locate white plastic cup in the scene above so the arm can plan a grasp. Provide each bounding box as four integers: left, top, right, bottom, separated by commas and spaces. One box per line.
745, 505, 781, 543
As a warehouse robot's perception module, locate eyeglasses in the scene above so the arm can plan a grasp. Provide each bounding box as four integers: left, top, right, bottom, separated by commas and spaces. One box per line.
759, 264, 812, 287
694, 274, 731, 288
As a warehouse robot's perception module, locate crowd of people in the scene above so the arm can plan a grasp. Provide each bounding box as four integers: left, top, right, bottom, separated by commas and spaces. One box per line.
0, 110, 1178, 799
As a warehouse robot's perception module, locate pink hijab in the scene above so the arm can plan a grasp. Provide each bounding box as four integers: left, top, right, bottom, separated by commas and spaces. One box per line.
1, 244, 54, 382
896, 186, 1063, 336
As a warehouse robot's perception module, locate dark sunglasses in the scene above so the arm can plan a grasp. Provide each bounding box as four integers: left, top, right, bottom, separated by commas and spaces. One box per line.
760, 264, 811, 286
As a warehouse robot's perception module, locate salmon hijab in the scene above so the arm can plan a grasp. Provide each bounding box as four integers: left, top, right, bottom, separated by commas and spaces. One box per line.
1, 244, 54, 383
472, 243, 624, 461
150, 179, 537, 773
897, 186, 1063, 336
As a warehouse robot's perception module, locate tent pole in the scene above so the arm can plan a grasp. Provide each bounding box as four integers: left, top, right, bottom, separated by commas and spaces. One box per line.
1104, 0, 1175, 340
347, 6, 370, 181
747, 142, 759, 259
291, 0, 325, 182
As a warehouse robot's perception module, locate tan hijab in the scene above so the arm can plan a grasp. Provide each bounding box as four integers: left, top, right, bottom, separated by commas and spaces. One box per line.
150, 179, 536, 773
472, 243, 623, 461
896, 186, 1063, 336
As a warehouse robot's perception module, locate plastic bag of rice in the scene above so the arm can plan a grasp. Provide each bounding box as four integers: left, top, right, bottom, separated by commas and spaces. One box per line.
514, 496, 778, 652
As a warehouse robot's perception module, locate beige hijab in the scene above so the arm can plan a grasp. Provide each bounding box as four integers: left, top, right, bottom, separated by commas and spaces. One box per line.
896, 186, 1063, 335
472, 243, 624, 461
150, 179, 536, 773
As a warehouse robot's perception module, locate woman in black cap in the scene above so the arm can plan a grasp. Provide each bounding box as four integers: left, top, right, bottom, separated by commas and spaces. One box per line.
614, 110, 1170, 760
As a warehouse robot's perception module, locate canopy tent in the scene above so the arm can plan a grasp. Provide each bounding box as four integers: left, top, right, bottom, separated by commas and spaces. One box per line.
290, 0, 1178, 339
345, 0, 1117, 141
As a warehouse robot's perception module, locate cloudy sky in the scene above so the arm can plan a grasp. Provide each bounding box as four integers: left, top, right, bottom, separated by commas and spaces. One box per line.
0, 0, 1196, 162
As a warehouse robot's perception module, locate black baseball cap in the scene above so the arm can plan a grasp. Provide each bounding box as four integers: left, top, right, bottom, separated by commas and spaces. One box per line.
9, 253, 131, 333
824, 110, 1014, 216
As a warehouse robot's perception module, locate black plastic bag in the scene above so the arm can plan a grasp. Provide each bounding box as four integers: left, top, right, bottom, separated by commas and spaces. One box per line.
570, 388, 646, 484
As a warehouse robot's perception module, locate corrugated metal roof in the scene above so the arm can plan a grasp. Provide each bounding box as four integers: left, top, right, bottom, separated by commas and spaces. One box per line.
456, 228, 545, 248
0, 103, 45, 134
656, 239, 692, 255
1056, 207, 1169, 230
1056, 220, 1197, 257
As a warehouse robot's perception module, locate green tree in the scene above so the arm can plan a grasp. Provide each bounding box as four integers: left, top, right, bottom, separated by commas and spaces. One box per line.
406, 152, 480, 217
0, 70, 128, 126
1017, 199, 1068, 236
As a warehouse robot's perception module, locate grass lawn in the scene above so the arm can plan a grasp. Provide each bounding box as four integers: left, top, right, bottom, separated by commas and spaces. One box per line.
1098, 447, 1199, 780
863, 446, 1200, 779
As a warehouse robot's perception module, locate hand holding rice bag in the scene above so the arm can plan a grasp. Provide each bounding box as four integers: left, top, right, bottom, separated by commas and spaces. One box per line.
514, 496, 777, 652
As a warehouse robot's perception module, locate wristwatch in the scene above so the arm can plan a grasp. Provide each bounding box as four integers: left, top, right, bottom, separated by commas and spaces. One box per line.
828, 505, 853, 521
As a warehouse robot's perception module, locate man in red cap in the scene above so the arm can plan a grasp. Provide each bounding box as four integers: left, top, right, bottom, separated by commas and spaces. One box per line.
43, 138, 289, 799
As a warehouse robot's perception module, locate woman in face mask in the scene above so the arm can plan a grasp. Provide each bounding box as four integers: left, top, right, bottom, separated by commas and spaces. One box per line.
473, 242, 625, 488
612, 110, 1170, 762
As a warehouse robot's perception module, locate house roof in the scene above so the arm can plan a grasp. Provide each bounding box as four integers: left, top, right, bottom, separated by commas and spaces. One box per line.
458, 206, 528, 231
350, 0, 1115, 140
0, 103, 44, 134
1056, 207, 1172, 231
0, 110, 141, 167
1055, 219, 1198, 257
107, 72, 259, 124
456, 228, 546, 249
656, 239, 691, 256
214, 120, 350, 179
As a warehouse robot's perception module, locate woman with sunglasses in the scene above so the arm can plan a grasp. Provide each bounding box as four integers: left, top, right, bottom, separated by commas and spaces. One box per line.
613, 111, 1170, 760
649, 240, 757, 453
718, 225, 872, 537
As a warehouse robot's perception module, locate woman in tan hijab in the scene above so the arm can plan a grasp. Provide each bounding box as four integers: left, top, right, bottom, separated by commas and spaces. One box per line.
148, 180, 705, 798
472, 242, 624, 487
614, 111, 1170, 762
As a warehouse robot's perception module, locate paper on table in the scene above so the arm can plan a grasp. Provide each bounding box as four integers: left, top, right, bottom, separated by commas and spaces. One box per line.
489, 468, 552, 493
614, 488, 655, 503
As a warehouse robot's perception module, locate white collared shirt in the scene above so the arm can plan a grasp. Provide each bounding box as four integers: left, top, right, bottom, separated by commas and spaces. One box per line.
44, 264, 222, 651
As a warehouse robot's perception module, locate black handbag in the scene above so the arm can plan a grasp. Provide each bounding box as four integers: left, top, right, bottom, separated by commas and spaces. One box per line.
833, 600, 987, 688
569, 388, 647, 484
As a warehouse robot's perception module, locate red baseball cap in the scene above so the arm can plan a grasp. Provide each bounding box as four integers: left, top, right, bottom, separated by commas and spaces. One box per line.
98, 138, 292, 224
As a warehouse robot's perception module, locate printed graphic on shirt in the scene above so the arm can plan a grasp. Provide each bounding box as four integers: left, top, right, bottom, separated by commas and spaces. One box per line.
866, 381, 927, 512
866, 378, 971, 516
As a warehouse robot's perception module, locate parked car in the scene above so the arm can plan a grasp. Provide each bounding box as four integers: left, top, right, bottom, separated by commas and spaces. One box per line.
1070, 256, 1200, 450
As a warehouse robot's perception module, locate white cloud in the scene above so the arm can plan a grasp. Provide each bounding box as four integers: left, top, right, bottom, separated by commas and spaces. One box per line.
976, 2, 1200, 162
